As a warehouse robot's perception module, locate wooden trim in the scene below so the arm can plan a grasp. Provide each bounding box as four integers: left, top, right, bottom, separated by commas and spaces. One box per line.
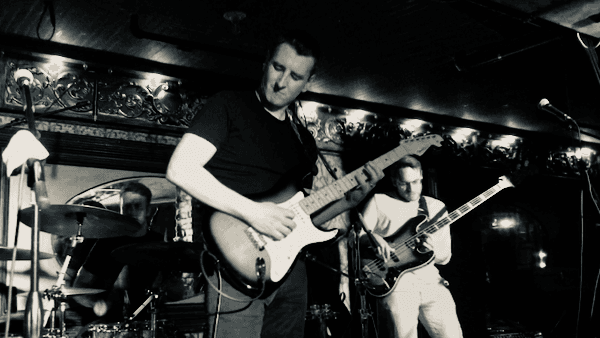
0, 130, 176, 173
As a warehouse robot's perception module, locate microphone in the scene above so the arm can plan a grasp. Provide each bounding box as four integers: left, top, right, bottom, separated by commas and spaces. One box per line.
13, 69, 40, 139
537, 98, 573, 122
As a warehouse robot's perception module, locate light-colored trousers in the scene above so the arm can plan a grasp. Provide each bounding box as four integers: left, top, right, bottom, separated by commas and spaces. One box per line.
376, 273, 463, 338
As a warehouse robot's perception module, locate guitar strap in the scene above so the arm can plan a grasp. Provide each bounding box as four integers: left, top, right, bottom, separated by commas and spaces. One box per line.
418, 196, 429, 218
287, 109, 336, 181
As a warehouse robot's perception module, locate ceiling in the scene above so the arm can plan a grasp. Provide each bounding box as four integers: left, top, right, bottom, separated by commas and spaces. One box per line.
3, 0, 600, 142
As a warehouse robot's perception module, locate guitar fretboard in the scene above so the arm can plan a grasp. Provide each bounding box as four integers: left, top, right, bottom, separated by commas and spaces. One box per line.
297, 135, 442, 215
421, 179, 511, 235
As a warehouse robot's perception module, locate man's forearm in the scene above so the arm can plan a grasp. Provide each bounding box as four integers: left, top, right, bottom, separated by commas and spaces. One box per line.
167, 163, 258, 223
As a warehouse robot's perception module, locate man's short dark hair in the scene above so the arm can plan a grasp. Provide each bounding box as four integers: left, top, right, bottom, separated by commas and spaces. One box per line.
120, 182, 152, 206
266, 29, 321, 75
388, 155, 422, 181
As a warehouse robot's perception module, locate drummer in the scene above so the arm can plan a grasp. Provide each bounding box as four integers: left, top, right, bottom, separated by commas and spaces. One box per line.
72, 182, 164, 322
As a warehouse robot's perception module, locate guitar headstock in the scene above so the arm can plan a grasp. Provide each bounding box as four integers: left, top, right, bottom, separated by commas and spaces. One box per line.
497, 175, 515, 189
401, 134, 444, 156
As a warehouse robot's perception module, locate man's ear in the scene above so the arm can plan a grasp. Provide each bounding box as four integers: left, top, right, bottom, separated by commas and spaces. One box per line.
302, 74, 316, 92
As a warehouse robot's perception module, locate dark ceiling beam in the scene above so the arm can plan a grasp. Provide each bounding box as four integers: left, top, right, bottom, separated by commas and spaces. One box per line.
129, 14, 264, 63
446, 0, 572, 71
452, 32, 564, 71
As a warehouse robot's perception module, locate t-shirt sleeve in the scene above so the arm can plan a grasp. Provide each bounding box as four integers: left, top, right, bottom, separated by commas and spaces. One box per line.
362, 195, 392, 235
185, 92, 230, 148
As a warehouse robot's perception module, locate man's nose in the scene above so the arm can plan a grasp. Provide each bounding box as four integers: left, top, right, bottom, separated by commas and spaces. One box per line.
275, 73, 289, 89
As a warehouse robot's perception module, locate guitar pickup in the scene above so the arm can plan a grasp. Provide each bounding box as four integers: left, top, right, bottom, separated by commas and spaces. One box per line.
246, 227, 266, 251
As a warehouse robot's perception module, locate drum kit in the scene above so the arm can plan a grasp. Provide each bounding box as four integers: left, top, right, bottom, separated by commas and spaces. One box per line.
5, 204, 206, 338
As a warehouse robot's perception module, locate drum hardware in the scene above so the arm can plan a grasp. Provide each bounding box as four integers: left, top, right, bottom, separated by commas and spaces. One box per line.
42, 289, 67, 338
125, 289, 162, 338
306, 304, 339, 338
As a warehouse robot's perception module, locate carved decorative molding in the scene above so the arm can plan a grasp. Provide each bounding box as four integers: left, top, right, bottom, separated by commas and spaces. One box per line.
3, 59, 207, 129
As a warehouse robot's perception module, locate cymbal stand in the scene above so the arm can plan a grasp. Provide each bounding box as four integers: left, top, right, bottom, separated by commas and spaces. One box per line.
44, 230, 84, 338
55, 220, 85, 288
43, 289, 68, 338
25, 185, 44, 338
127, 289, 161, 338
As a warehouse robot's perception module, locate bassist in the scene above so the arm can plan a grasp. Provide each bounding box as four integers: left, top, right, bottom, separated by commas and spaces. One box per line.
360, 155, 463, 338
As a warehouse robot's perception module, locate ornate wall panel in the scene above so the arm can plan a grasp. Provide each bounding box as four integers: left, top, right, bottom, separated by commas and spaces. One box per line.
1, 54, 208, 134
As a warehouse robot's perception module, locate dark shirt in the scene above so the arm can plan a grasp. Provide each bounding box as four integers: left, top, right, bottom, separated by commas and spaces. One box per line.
187, 90, 317, 198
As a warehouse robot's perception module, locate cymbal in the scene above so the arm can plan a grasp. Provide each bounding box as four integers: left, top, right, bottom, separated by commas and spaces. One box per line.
0, 310, 25, 323
0, 246, 54, 260
19, 205, 142, 238
60, 287, 105, 296
111, 242, 202, 272
20, 287, 105, 298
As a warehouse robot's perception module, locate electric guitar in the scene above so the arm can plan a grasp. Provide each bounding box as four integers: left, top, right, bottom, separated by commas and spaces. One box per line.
204, 134, 444, 298
361, 175, 515, 297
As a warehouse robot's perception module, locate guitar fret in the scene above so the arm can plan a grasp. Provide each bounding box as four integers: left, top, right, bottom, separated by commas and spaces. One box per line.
458, 205, 471, 213
470, 197, 482, 205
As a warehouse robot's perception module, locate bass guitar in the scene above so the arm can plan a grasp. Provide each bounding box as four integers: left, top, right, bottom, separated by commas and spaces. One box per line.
361, 175, 515, 297
204, 134, 444, 298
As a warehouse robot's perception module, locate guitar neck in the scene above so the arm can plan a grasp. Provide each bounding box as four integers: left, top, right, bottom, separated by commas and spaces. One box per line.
422, 181, 509, 235
297, 141, 411, 215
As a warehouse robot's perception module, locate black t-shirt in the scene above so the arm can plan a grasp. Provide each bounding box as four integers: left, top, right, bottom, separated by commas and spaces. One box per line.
186, 90, 317, 197
83, 230, 164, 315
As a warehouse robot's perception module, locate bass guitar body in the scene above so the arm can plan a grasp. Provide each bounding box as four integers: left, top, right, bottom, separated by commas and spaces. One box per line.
360, 214, 434, 297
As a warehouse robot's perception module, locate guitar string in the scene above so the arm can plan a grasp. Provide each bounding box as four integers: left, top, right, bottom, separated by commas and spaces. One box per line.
364, 184, 504, 271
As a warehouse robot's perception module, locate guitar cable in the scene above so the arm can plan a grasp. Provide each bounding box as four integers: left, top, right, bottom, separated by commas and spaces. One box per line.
201, 250, 267, 338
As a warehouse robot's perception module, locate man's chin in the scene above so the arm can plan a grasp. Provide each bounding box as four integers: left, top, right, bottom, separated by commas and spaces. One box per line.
263, 98, 287, 112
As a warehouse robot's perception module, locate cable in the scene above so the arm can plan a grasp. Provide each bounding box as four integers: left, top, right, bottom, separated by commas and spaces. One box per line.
36, 0, 56, 41
577, 32, 600, 49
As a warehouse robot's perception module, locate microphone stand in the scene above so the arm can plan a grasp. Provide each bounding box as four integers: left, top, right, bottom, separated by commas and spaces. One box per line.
13, 70, 47, 338
349, 209, 379, 338
314, 149, 379, 338
24, 186, 43, 338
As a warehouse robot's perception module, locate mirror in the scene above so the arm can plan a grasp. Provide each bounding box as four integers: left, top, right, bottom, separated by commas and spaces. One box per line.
51, 176, 178, 275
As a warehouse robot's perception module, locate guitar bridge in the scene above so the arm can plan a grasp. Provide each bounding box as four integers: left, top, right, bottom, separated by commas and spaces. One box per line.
246, 227, 266, 251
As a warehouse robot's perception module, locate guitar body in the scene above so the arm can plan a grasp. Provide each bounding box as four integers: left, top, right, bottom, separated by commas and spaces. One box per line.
361, 214, 434, 297
205, 185, 338, 298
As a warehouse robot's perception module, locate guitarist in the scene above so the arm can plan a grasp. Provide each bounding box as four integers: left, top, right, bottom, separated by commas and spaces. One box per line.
360, 155, 463, 338
166, 29, 384, 338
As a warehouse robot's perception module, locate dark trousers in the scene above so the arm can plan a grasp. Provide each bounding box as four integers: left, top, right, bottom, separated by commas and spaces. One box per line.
206, 260, 307, 338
